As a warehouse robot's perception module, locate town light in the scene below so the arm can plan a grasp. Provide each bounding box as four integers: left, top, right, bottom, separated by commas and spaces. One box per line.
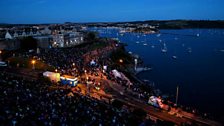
119, 59, 123, 63
32, 60, 36, 64
55, 69, 58, 73
31, 60, 36, 69
0, 50, 2, 54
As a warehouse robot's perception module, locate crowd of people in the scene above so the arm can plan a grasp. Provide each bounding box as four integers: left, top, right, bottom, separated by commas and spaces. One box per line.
1, 38, 198, 125
0, 72, 156, 126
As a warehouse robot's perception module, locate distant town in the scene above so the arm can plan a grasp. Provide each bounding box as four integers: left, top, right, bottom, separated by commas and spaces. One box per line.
1, 20, 224, 50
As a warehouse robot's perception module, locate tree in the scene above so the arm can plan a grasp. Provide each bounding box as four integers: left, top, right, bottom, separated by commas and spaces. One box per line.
20, 36, 37, 51
84, 32, 98, 42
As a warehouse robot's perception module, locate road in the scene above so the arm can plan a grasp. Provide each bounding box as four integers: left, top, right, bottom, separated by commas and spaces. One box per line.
86, 75, 222, 126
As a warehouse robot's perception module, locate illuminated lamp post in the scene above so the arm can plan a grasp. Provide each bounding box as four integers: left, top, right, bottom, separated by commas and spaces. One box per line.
84, 70, 88, 81
176, 86, 179, 106
119, 59, 124, 69
119, 59, 123, 63
31, 60, 36, 70
0, 50, 2, 61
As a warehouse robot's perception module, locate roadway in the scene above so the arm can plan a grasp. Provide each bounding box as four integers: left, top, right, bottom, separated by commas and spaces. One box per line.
85, 74, 222, 126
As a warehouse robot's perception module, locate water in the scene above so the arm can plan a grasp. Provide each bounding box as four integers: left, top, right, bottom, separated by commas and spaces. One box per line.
88, 28, 224, 117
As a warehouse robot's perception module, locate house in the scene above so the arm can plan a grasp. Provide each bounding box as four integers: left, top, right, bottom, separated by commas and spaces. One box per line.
5, 31, 13, 39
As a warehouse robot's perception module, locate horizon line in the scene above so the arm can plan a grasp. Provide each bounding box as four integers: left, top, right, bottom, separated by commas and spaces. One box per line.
1, 19, 224, 25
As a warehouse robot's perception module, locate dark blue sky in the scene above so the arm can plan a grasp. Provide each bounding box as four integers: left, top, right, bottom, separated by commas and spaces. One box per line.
0, 0, 224, 24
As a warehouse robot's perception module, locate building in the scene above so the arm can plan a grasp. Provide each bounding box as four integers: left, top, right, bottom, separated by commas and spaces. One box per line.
52, 34, 64, 47
5, 31, 13, 39
0, 39, 20, 50
52, 32, 84, 48
41, 27, 51, 35
34, 35, 52, 48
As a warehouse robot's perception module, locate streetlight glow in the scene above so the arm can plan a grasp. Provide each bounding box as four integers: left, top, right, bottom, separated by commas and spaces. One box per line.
119, 59, 123, 63
31, 60, 36, 70
32, 60, 36, 64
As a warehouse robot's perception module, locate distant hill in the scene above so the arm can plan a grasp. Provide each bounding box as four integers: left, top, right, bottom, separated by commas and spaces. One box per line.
1, 20, 224, 29
128, 20, 224, 29
87, 20, 224, 29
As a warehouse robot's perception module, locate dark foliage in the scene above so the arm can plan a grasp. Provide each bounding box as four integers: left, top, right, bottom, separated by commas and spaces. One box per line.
84, 32, 98, 42
20, 36, 37, 51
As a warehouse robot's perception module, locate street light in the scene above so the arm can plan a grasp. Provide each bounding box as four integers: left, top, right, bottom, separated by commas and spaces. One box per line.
31, 60, 36, 70
0, 50, 2, 61
119, 59, 123, 63
84, 70, 87, 80
55, 69, 58, 73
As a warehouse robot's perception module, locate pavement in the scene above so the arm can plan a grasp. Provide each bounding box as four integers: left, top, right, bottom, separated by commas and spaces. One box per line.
85, 74, 222, 126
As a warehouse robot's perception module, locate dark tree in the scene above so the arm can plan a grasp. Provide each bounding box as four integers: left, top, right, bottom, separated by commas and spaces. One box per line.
20, 36, 37, 51
84, 32, 98, 42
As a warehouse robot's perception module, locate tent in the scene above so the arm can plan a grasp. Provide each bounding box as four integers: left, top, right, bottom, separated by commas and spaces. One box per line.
148, 96, 162, 108
112, 69, 122, 78
90, 60, 97, 66
43, 71, 60, 82
60, 75, 78, 87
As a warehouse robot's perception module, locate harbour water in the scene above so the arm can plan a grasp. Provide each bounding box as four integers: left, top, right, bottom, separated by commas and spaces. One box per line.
88, 28, 224, 118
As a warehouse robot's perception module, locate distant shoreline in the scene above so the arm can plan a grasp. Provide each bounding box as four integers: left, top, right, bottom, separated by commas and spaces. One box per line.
1, 20, 224, 29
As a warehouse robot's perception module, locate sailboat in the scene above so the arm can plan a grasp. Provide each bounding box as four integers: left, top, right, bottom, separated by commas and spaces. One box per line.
188, 47, 192, 53
161, 43, 167, 53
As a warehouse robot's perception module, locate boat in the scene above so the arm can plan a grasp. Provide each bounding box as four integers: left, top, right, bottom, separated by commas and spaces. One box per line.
128, 51, 132, 54
151, 45, 155, 48
220, 49, 224, 52
172, 56, 177, 59
120, 33, 124, 36
119, 29, 126, 33
161, 43, 167, 53
143, 43, 148, 46
196, 33, 200, 37
136, 41, 140, 44
188, 48, 192, 53
143, 79, 150, 82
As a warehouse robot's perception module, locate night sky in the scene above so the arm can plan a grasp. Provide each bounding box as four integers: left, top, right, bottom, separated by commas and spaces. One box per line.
0, 0, 224, 24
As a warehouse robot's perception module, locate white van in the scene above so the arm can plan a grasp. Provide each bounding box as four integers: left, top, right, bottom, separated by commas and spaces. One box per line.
0, 61, 7, 67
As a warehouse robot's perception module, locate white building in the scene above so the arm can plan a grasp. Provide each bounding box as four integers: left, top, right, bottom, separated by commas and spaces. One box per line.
41, 27, 51, 35
52, 34, 64, 47
5, 31, 13, 39
52, 32, 84, 48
